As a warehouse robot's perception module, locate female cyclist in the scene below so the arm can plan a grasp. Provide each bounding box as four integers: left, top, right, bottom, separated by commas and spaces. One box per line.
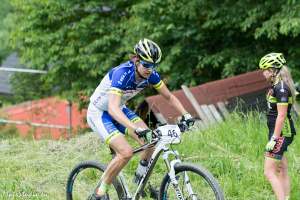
259, 53, 297, 200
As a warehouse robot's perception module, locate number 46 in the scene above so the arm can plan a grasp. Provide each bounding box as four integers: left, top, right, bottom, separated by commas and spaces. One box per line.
168, 130, 178, 137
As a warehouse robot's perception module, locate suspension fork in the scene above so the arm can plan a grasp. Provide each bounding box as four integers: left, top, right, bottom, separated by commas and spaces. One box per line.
162, 148, 180, 170
168, 159, 185, 200
184, 171, 197, 200
162, 150, 185, 200
163, 151, 196, 200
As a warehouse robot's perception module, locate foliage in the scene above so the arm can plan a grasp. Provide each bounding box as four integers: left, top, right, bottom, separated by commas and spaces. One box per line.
125, 0, 300, 87
0, 112, 299, 199
8, 0, 136, 102
9, 73, 54, 102
5, 0, 300, 103
0, 0, 12, 63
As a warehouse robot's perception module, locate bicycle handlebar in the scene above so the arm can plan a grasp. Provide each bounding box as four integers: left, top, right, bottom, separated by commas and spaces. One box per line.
152, 121, 190, 139
110, 122, 192, 156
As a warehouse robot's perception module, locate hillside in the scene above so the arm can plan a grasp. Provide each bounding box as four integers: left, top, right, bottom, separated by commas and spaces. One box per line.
0, 112, 299, 200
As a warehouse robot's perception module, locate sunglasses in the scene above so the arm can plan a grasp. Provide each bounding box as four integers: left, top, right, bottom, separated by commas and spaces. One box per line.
139, 60, 156, 69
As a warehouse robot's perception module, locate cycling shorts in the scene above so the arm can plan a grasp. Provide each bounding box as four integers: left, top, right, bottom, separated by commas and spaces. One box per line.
87, 103, 142, 145
265, 136, 294, 160
265, 117, 295, 160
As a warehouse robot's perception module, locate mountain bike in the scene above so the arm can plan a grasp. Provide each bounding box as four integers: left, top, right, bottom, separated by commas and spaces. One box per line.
66, 122, 225, 200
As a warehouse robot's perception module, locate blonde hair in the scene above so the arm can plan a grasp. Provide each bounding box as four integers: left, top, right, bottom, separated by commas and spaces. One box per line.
276, 66, 297, 101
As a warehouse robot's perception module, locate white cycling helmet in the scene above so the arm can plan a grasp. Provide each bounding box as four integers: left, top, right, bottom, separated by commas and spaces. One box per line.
134, 38, 162, 64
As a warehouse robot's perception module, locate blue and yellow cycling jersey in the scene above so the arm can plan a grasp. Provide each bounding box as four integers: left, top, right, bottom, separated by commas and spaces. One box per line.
90, 61, 163, 111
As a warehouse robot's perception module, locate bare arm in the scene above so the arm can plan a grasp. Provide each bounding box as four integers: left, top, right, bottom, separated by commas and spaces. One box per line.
273, 104, 288, 137
156, 82, 187, 115
108, 93, 137, 133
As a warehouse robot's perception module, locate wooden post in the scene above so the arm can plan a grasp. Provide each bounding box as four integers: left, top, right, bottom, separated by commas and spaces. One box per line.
194, 120, 205, 130
217, 101, 230, 118
181, 85, 210, 127
66, 99, 72, 138
199, 104, 217, 124
208, 104, 223, 123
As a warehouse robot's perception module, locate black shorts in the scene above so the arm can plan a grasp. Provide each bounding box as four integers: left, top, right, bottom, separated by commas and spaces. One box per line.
266, 117, 296, 160
265, 136, 294, 160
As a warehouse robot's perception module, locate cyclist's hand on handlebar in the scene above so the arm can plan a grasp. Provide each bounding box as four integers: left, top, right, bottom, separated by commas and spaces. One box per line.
180, 113, 195, 128
135, 127, 152, 143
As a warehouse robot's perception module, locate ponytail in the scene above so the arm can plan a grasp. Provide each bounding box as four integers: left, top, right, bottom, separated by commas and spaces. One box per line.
277, 66, 297, 101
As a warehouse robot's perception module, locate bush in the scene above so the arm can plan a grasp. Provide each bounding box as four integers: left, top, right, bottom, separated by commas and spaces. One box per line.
0, 124, 19, 139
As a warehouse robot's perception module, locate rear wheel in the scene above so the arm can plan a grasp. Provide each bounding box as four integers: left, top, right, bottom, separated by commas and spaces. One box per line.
66, 161, 124, 200
159, 163, 224, 200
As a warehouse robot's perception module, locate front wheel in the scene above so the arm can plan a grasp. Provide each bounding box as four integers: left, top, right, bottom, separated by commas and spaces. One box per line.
159, 163, 225, 200
66, 160, 125, 200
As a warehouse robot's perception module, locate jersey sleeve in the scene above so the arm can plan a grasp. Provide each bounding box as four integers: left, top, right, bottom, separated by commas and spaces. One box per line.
109, 68, 130, 96
274, 83, 291, 105
148, 70, 164, 90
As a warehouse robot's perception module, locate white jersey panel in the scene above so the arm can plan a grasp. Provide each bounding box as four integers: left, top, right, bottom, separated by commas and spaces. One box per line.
89, 61, 162, 111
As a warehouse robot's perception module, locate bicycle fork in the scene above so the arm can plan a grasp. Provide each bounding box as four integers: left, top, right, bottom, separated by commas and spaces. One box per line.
163, 151, 197, 200
168, 159, 185, 200
184, 171, 198, 200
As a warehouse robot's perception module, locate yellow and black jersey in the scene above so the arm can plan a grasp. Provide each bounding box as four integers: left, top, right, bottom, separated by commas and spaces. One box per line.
266, 80, 296, 137
266, 80, 293, 118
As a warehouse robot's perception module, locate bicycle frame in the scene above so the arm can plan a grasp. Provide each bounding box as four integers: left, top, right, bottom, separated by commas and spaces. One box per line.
116, 130, 189, 200
67, 122, 223, 200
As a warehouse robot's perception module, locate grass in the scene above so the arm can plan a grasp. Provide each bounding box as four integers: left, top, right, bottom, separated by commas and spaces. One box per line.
0, 112, 299, 200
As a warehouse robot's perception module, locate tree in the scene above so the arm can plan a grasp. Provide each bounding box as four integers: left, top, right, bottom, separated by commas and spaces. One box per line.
9, 0, 136, 102
0, 0, 12, 63
123, 0, 300, 88
7, 0, 300, 103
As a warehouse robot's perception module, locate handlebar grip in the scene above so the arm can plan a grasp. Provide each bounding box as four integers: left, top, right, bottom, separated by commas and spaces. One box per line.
135, 129, 153, 138
178, 122, 188, 132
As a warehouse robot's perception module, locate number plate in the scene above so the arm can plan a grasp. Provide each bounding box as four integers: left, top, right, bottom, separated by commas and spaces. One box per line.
156, 125, 181, 144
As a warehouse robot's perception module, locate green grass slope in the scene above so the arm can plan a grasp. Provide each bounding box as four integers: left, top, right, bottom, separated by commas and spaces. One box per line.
0, 112, 299, 200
